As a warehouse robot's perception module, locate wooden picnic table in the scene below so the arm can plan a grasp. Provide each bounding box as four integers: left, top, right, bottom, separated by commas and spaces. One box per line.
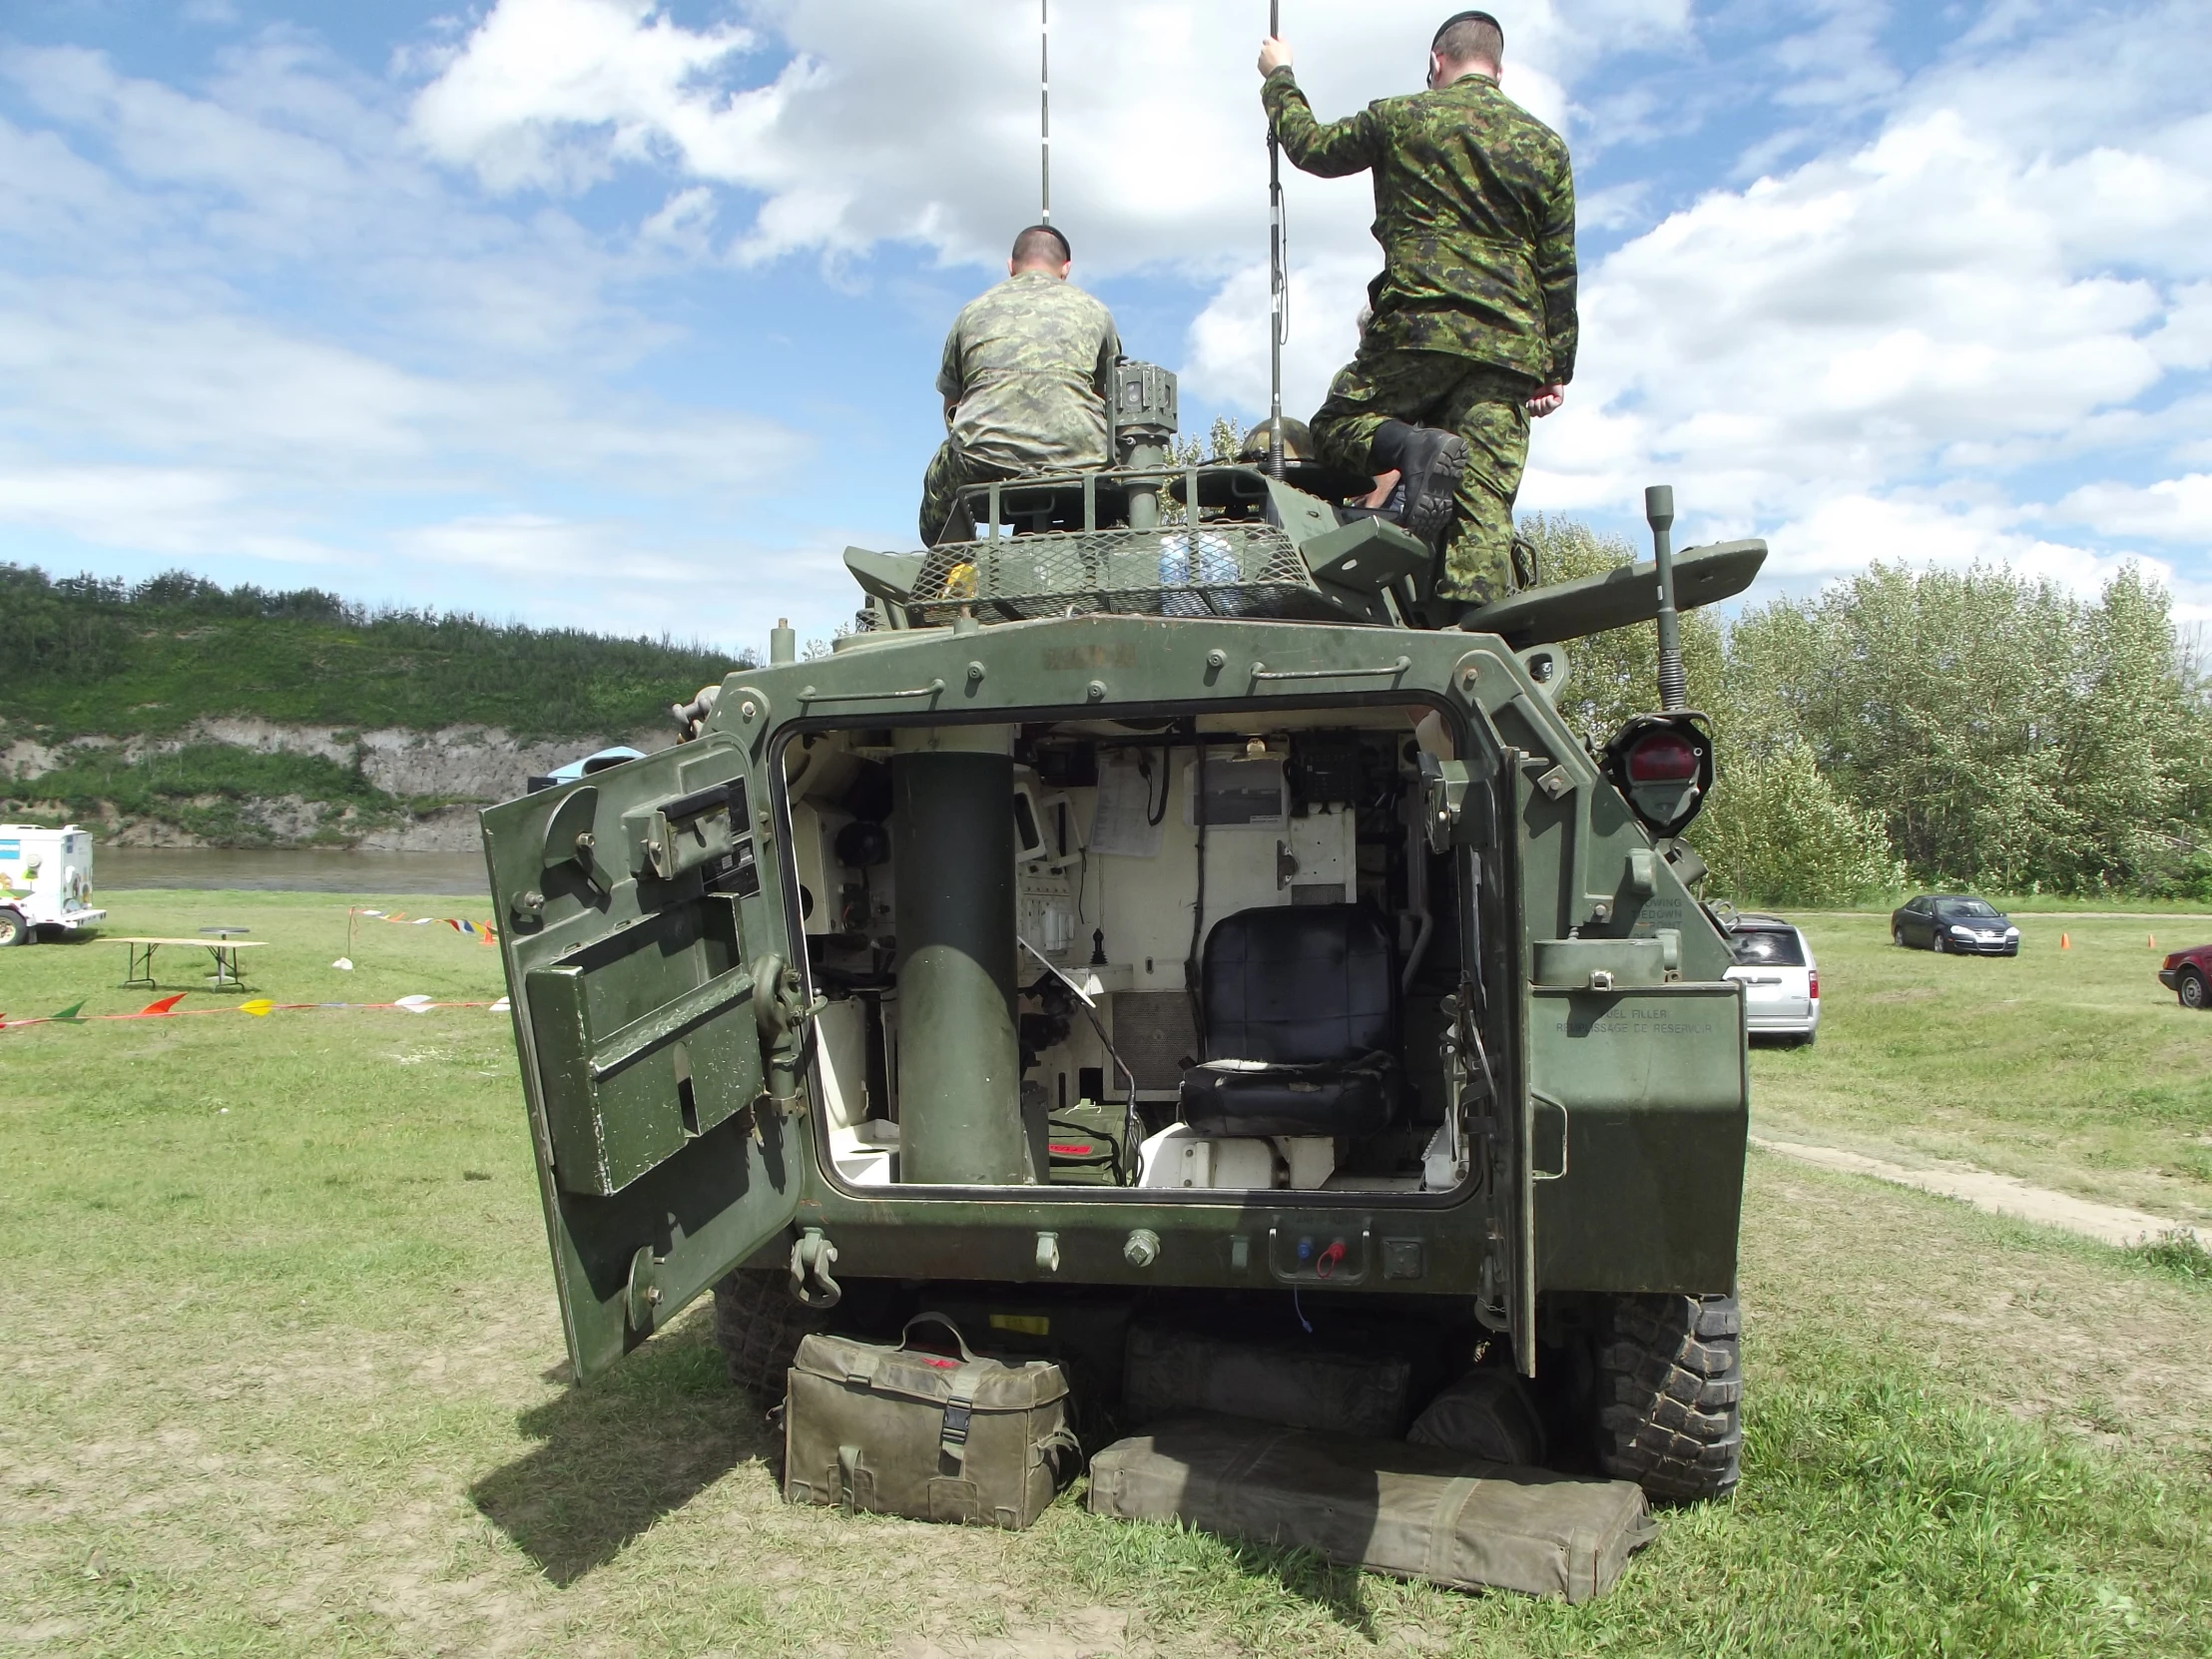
113, 936, 267, 991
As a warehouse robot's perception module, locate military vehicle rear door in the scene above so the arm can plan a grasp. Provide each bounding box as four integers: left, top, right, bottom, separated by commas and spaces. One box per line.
480, 731, 805, 1382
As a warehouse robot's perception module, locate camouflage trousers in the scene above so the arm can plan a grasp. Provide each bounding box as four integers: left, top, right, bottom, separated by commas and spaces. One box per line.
919, 440, 1017, 546
1311, 348, 1540, 607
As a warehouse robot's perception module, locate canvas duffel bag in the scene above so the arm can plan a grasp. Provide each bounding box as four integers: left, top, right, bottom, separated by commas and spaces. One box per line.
1088, 1414, 1655, 1602
785, 1313, 1078, 1529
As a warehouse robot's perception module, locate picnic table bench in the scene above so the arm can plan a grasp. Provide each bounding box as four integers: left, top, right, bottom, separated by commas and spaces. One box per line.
114, 936, 266, 991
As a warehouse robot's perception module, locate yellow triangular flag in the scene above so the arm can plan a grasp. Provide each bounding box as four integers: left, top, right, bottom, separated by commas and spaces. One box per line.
239, 999, 276, 1017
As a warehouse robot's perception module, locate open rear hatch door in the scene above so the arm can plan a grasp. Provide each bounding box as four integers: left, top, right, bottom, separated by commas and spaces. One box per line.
481, 729, 807, 1382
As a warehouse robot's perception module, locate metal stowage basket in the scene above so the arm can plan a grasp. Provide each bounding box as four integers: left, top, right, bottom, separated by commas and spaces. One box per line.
906, 525, 1338, 628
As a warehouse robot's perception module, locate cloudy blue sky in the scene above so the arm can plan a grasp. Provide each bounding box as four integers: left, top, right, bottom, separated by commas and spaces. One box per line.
2, 0, 2206, 655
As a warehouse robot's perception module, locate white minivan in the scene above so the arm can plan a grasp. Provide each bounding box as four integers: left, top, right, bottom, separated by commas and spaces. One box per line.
0, 824, 108, 945
1724, 912, 1819, 1045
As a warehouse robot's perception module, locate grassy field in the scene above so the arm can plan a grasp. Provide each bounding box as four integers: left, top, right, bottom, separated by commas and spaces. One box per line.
1754, 910, 2212, 1228
3, 893, 2210, 1655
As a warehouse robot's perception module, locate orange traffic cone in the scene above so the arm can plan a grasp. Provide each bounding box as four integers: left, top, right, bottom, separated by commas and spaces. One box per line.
2148, 933, 2157, 949
2060, 932, 2070, 949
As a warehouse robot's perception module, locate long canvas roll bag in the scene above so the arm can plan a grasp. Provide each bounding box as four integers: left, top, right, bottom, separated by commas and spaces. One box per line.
785, 1313, 1079, 1529
1088, 1414, 1656, 1602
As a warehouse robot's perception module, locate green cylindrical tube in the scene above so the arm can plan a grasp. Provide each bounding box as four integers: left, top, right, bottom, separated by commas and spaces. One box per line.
892, 726, 1031, 1185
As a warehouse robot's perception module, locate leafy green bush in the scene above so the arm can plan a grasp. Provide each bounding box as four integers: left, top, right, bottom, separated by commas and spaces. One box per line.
1694, 739, 1905, 906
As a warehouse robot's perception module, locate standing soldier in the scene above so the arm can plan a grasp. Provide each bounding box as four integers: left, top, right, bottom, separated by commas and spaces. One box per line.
1259, 12, 1576, 618
919, 225, 1122, 545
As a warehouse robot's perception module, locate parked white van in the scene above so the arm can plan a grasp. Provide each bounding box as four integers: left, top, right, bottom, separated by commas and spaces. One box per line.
1723, 911, 1820, 1045
0, 825, 108, 945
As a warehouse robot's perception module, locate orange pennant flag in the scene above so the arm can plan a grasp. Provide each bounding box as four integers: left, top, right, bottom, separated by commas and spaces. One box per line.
137, 994, 187, 1016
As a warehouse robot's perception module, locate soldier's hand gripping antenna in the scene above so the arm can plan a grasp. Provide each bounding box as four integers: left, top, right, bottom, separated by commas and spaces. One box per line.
1266, 0, 1286, 478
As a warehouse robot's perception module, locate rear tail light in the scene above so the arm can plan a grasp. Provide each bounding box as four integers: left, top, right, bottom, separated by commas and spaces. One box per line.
1809, 969, 1819, 1000
1624, 729, 1701, 784
1600, 713, 1714, 838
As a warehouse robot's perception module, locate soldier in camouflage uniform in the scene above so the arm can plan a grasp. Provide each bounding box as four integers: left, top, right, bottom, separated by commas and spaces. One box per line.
1260, 12, 1576, 614
919, 225, 1123, 545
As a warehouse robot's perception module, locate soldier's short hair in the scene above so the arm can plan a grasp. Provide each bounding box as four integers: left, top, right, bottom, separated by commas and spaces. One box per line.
1011, 224, 1073, 267
1432, 10, 1504, 68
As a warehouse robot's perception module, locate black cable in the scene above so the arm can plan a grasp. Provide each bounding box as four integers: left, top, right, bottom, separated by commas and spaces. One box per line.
1185, 740, 1207, 1045
1139, 751, 1168, 827
1047, 1116, 1123, 1185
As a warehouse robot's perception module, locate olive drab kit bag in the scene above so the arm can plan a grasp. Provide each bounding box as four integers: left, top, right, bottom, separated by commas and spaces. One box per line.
784, 1315, 1079, 1528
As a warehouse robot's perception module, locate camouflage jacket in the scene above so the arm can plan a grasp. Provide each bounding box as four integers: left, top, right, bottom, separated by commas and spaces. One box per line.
1263, 68, 1577, 384
936, 273, 1121, 475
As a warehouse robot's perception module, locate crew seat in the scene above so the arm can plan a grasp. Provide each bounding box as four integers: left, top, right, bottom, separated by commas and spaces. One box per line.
1178, 903, 1401, 1138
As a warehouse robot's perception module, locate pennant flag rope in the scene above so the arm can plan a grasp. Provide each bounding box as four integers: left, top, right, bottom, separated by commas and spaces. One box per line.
1, 994, 504, 1032
352, 908, 498, 945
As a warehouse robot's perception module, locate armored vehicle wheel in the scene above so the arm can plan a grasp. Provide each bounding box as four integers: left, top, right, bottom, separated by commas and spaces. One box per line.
0, 908, 26, 947
712, 1270, 831, 1401
2180, 967, 2209, 1011
1594, 1292, 1742, 1502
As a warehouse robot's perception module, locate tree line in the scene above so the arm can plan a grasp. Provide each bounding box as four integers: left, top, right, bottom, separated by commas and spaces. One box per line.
1522, 519, 2212, 905
0, 563, 751, 743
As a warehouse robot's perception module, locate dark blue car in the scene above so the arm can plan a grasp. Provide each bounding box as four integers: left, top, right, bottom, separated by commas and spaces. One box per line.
1891, 894, 2020, 955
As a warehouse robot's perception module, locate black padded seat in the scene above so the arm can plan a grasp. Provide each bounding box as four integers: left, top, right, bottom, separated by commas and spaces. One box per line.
1178, 903, 1401, 1138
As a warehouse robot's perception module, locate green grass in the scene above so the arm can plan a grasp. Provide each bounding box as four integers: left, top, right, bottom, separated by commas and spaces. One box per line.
4, 893, 2212, 1654
1748, 911, 2212, 1226
2129, 1232, 2212, 1287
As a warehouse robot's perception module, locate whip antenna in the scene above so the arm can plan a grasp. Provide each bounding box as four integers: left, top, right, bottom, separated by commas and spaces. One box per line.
1039, 0, 1051, 223
1266, 0, 1286, 477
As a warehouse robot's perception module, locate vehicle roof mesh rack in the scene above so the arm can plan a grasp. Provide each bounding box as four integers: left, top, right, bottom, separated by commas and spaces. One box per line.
900, 523, 1339, 627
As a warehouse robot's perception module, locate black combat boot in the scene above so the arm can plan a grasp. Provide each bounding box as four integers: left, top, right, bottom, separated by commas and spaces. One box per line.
1370, 420, 1466, 553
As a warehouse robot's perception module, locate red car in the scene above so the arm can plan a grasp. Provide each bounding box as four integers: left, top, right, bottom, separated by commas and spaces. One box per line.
2159, 944, 2211, 1010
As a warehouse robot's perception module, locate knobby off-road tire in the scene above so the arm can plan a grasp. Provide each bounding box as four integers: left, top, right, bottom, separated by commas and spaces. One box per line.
1594, 1292, 1743, 1502
711, 1270, 830, 1401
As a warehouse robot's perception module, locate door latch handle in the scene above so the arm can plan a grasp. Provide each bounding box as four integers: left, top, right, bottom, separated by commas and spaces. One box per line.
1530, 1092, 1569, 1182
791, 1226, 841, 1309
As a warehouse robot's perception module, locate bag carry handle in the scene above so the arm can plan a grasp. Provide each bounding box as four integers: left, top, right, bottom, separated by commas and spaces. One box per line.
898, 1311, 979, 1365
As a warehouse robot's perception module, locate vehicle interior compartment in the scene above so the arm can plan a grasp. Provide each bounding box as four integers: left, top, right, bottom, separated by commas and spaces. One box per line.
777, 700, 1501, 1198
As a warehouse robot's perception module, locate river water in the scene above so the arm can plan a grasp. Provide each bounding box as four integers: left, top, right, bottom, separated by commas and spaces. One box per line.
97, 847, 490, 896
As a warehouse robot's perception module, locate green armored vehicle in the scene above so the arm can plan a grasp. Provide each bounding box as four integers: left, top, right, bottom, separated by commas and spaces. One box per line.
481, 362, 1766, 1502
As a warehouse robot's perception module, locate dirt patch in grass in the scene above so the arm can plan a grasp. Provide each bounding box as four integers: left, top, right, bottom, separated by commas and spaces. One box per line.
1745, 1149, 2212, 1477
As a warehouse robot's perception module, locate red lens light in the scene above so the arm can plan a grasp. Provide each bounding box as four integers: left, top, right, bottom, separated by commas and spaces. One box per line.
1626, 730, 1700, 784
1809, 969, 1819, 1000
